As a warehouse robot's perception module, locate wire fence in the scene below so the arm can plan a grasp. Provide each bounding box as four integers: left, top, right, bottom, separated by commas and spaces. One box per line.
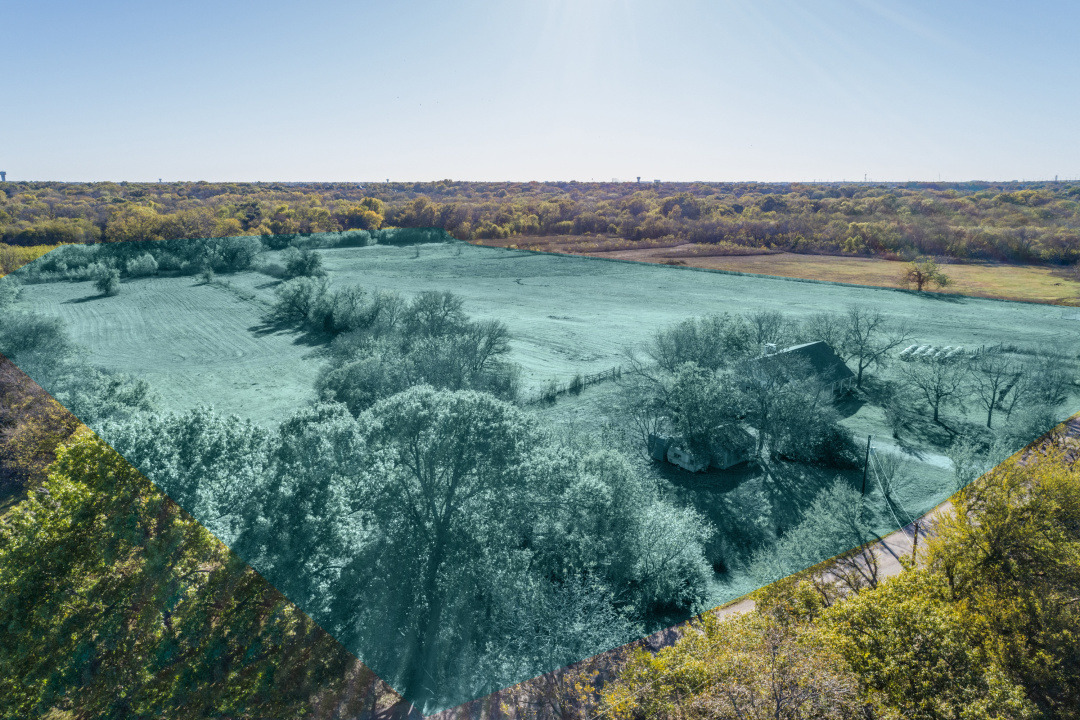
523, 365, 623, 405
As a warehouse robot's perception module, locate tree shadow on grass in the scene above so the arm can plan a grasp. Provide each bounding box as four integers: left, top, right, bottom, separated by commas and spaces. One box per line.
248, 318, 331, 347
896, 288, 965, 303
901, 412, 957, 450
835, 394, 866, 420
759, 459, 858, 531
63, 295, 106, 304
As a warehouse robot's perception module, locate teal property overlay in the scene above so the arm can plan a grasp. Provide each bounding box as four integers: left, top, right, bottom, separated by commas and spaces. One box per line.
1, 233, 1077, 712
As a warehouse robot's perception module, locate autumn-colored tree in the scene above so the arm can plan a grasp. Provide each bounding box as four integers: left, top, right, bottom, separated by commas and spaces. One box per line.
602, 612, 862, 720
602, 425, 1080, 720
0, 357, 81, 489
0, 430, 399, 719
901, 256, 950, 291
924, 447, 1080, 717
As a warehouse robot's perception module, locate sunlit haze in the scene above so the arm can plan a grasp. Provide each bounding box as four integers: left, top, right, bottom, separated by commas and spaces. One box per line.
6, 0, 1078, 182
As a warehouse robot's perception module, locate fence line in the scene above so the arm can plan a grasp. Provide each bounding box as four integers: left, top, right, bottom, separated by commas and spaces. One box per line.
524, 365, 623, 405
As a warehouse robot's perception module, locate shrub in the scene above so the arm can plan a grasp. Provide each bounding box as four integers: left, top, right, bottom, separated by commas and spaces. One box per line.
329, 286, 369, 334
375, 228, 449, 246
125, 253, 158, 277
282, 247, 325, 278
214, 236, 263, 272
154, 252, 184, 272
0, 312, 72, 361
94, 268, 121, 297
819, 425, 861, 468
0, 279, 20, 310
270, 277, 329, 325
315, 351, 411, 415
541, 379, 559, 404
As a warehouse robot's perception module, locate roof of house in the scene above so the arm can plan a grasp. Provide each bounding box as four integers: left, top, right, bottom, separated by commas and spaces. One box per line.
711, 423, 756, 453
772, 341, 855, 384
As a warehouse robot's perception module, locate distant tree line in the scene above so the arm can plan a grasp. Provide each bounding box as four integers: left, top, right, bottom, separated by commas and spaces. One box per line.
2, 180, 1079, 265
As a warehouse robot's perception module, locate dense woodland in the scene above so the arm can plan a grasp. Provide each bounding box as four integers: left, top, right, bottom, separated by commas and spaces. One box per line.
2, 180, 1079, 265
2, 342, 1078, 719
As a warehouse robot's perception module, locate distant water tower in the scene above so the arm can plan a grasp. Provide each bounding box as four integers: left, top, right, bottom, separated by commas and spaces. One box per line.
0, 171, 6, 182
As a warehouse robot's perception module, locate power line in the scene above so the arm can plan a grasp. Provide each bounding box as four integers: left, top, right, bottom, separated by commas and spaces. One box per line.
870, 450, 918, 530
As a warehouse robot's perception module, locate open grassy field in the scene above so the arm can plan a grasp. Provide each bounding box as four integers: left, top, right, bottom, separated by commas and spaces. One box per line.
476, 236, 1080, 305
9, 241, 1078, 561
11, 240, 1078, 429
16, 275, 318, 419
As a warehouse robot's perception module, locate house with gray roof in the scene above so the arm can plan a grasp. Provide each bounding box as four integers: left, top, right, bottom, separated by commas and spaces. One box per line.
762, 340, 855, 395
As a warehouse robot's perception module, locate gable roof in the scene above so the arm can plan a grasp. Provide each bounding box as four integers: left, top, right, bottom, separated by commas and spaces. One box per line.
772, 341, 855, 384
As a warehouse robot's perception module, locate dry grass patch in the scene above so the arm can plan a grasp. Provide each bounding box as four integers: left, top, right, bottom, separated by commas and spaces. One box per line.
476, 239, 1080, 306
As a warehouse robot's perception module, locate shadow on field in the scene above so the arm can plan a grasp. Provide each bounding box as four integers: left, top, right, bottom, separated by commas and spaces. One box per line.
835, 395, 866, 420
898, 289, 966, 303
63, 295, 105, 304
657, 455, 861, 576
248, 319, 329, 347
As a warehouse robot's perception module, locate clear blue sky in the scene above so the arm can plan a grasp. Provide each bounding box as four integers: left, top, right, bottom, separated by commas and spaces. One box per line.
5, 0, 1078, 182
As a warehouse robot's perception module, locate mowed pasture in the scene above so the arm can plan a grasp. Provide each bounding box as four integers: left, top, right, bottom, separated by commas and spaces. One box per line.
15, 274, 318, 419
12, 242, 1080, 593
13, 239, 1080, 421
477, 235, 1080, 305
227, 243, 1080, 391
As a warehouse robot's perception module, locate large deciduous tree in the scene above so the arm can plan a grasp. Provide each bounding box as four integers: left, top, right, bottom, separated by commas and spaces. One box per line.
842, 306, 912, 387
345, 386, 539, 709
900, 358, 966, 424
901, 255, 950, 292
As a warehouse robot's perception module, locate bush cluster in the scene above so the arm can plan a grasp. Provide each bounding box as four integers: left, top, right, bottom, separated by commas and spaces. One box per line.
310, 290, 520, 414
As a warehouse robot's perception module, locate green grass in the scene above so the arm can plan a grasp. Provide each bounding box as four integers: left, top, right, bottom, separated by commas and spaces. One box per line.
22, 242, 1074, 406
6, 240, 1080, 637
15, 274, 319, 419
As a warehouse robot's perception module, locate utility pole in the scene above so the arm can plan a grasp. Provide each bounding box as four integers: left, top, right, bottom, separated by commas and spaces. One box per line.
911, 520, 920, 563
861, 435, 872, 495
